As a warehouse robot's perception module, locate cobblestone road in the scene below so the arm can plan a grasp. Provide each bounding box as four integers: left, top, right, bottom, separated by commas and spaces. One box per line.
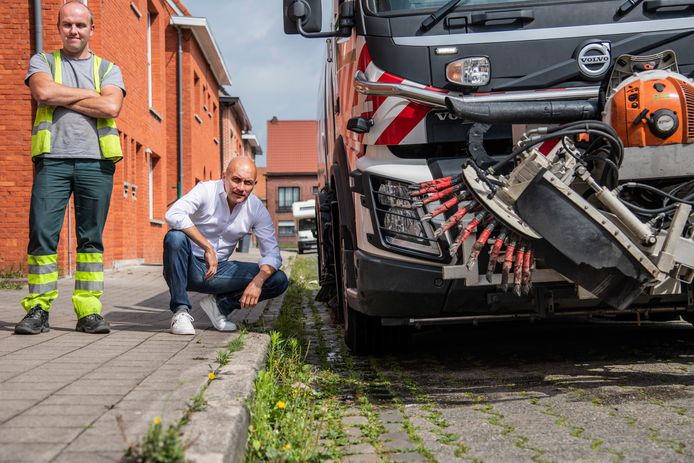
298, 262, 694, 462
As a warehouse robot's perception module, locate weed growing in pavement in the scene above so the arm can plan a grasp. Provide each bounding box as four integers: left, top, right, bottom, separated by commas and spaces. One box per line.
188, 390, 207, 414
366, 362, 434, 462
647, 428, 686, 455
245, 332, 325, 462
122, 328, 246, 461
216, 351, 230, 366
380, 358, 475, 459
0, 268, 24, 290
245, 255, 355, 462
226, 331, 246, 352
273, 275, 308, 345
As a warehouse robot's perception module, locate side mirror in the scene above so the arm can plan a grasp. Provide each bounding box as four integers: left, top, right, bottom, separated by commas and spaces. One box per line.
283, 0, 354, 38
283, 0, 322, 35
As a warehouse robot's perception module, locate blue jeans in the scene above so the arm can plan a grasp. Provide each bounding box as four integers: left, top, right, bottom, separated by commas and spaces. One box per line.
163, 230, 289, 315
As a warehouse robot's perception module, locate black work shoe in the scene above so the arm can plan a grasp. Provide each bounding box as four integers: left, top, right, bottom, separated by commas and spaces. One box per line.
15, 306, 50, 334
75, 314, 111, 334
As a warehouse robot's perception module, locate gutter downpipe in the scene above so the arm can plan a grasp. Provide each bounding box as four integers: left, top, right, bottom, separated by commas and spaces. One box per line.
219, 102, 225, 175
176, 26, 183, 199
34, 0, 42, 53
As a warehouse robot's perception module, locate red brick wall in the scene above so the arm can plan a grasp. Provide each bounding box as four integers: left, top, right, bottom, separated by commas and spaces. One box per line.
221, 106, 245, 169
266, 174, 318, 246
0, 1, 34, 272
0, 0, 225, 274
186, 38, 221, 185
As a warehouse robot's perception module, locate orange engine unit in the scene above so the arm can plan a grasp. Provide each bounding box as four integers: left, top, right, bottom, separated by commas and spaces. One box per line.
608, 71, 694, 148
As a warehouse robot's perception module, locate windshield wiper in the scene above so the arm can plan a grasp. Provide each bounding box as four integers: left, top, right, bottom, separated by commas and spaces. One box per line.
420, 0, 465, 32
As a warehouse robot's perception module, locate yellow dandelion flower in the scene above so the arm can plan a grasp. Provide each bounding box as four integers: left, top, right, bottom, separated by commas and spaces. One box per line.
208, 372, 216, 380
276, 401, 286, 409
283, 443, 292, 450
152, 417, 161, 425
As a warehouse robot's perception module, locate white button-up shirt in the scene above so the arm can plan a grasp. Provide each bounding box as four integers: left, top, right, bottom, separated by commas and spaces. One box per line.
165, 180, 282, 270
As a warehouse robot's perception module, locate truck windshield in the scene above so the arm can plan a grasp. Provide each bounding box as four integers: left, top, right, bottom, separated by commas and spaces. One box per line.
367, 0, 524, 14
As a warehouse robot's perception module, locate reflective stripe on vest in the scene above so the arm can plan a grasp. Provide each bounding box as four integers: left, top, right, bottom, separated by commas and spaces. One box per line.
30, 51, 123, 161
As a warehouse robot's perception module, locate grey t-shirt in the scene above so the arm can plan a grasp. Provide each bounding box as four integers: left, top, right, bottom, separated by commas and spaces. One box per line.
25, 51, 126, 159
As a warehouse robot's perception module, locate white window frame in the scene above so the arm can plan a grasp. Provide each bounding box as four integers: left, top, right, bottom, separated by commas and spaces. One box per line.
148, 153, 155, 220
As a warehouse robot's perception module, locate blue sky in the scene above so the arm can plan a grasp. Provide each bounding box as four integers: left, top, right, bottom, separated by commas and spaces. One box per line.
186, 1, 326, 167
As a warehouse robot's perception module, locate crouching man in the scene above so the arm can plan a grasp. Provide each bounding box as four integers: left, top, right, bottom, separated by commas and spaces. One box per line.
163, 157, 289, 334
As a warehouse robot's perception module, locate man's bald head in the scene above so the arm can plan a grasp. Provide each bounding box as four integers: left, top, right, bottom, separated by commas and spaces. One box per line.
223, 157, 258, 206
225, 157, 257, 180
58, 1, 94, 26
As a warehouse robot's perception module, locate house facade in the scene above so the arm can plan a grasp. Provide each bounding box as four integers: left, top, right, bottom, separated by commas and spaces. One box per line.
0, 0, 257, 274
265, 119, 319, 248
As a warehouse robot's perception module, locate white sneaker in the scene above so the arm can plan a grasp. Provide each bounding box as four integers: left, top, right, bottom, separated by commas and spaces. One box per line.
199, 294, 237, 332
171, 311, 195, 335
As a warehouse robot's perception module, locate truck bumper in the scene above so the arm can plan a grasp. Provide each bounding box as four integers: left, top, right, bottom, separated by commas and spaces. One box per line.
354, 250, 448, 318
298, 240, 317, 252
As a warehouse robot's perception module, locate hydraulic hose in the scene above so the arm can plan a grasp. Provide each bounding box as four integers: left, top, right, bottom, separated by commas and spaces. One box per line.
445, 98, 600, 124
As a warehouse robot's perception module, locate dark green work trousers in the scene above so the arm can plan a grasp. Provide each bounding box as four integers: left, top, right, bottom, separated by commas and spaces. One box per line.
22, 158, 115, 317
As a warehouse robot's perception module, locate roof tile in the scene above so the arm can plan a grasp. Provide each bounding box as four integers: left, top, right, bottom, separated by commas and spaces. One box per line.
267, 120, 318, 173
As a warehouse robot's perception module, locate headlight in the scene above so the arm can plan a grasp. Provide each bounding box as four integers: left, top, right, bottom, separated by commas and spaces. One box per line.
371, 177, 441, 256
446, 57, 491, 87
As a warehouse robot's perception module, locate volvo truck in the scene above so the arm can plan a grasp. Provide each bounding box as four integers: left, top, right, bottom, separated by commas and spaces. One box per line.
283, 0, 694, 354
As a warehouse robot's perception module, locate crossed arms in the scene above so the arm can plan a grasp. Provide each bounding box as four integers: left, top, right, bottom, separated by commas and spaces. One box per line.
28, 72, 123, 119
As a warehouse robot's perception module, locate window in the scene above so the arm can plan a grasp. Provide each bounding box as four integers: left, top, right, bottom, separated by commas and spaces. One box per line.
368, 0, 524, 14
194, 72, 200, 111
278, 220, 296, 237
148, 152, 160, 220
146, 6, 161, 112
312, 186, 319, 195
278, 187, 300, 211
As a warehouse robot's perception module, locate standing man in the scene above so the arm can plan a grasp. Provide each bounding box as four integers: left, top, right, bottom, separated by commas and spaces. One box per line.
164, 157, 289, 334
15, 1, 125, 335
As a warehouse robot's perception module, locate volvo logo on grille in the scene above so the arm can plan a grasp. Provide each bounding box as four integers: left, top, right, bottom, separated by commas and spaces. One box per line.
577, 42, 611, 78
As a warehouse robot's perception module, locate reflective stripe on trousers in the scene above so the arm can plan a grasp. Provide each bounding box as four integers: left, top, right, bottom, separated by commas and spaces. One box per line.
73, 252, 104, 318
21, 254, 59, 311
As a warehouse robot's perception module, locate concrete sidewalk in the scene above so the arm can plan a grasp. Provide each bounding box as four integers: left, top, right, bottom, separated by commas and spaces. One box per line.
0, 249, 292, 463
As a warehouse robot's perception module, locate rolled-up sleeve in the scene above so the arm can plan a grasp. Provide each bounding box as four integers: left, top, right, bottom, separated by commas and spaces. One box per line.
165, 182, 206, 230
253, 203, 282, 271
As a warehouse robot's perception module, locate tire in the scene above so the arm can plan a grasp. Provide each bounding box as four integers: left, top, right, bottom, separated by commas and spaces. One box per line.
338, 226, 410, 355
345, 305, 372, 355
339, 230, 368, 353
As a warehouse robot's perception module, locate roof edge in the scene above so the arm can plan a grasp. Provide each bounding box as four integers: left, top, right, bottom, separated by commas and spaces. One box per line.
170, 16, 231, 87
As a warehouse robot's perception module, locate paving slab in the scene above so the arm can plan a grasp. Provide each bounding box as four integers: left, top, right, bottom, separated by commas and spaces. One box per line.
0, 248, 294, 462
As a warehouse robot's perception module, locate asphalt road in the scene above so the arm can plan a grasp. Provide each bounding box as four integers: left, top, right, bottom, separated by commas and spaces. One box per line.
305, 291, 694, 462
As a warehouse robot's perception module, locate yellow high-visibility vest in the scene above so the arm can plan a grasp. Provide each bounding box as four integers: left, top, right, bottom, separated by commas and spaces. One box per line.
30, 50, 122, 161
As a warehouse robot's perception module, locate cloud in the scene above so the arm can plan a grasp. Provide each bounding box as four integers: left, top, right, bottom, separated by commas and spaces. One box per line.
186, 0, 326, 166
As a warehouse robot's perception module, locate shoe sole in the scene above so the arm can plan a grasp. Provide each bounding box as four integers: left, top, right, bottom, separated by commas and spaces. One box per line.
14, 325, 50, 335
171, 327, 196, 335
76, 326, 111, 334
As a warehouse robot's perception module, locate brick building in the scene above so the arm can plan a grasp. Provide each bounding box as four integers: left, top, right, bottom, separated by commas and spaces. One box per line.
265, 119, 319, 248
0, 0, 256, 274
219, 93, 263, 171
